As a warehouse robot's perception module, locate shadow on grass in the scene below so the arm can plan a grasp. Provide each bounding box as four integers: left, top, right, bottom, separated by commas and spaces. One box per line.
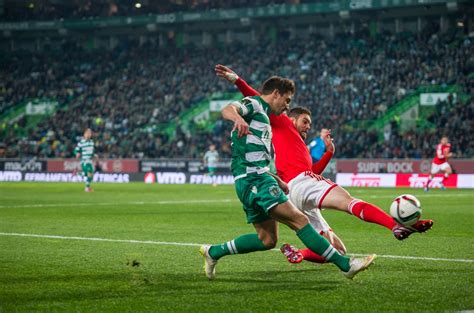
1, 268, 342, 306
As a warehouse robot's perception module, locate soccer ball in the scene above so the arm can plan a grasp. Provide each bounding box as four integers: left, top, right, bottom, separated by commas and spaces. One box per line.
390, 194, 422, 226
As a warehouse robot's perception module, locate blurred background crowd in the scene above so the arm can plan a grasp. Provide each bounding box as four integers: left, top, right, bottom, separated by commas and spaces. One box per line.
0, 1, 472, 160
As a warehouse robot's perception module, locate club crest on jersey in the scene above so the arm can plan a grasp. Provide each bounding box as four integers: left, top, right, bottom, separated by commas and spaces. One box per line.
251, 186, 258, 194
269, 185, 280, 197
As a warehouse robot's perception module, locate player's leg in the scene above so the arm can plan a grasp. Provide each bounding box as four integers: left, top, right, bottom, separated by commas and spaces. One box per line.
200, 175, 278, 279
440, 163, 452, 189
322, 186, 397, 230
270, 201, 375, 278
281, 208, 338, 264
82, 163, 93, 192
269, 201, 349, 270
207, 218, 277, 261
200, 217, 276, 280
323, 184, 433, 240
209, 167, 218, 186
425, 163, 438, 191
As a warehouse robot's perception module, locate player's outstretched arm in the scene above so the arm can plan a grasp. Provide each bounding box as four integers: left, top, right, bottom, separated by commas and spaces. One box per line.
215, 64, 260, 97
312, 131, 335, 174
267, 171, 289, 194
215, 64, 239, 82
221, 104, 250, 138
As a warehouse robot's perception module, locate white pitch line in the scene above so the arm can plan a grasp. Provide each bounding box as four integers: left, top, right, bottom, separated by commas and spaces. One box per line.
0, 199, 238, 209
0, 193, 471, 209
0, 232, 202, 247
0, 232, 473, 264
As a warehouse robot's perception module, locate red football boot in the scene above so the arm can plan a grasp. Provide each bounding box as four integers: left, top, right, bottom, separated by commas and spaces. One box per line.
392, 219, 434, 240
280, 243, 303, 264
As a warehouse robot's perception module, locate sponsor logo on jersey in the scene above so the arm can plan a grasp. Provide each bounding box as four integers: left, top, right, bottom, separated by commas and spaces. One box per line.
269, 185, 281, 197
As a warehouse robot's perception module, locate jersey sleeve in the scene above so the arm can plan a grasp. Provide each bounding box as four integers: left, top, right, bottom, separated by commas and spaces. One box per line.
436, 144, 444, 159
312, 151, 333, 174
231, 97, 260, 117
73, 144, 81, 156
235, 77, 260, 97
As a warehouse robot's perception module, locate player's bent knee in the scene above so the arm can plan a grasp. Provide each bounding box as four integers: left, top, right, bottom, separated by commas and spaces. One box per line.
258, 234, 277, 249
262, 237, 277, 249
291, 213, 309, 230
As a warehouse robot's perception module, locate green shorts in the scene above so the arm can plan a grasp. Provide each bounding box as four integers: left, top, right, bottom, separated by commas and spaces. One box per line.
234, 173, 288, 224
208, 167, 217, 176
81, 162, 94, 176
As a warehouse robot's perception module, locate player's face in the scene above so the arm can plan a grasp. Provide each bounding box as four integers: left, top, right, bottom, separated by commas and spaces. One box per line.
320, 128, 329, 138
294, 114, 312, 140
273, 91, 293, 115
84, 129, 92, 140
441, 137, 448, 145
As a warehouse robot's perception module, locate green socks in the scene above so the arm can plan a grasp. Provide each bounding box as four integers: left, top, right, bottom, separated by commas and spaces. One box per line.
208, 225, 350, 272
209, 233, 269, 260
297, 223, 350, 272
86, 176, 92, 188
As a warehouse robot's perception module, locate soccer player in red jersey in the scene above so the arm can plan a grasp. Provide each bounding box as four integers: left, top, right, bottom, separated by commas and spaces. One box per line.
215, 64, 434, 264
424, 136, 453, 191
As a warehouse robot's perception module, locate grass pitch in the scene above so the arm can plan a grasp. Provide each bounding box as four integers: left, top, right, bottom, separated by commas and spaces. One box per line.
0, 183, 473, 312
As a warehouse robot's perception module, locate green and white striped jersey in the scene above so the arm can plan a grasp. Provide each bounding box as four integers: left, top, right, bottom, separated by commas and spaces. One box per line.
230, 96, 273, 180
74, 139, 95, 164
204, 150, 219, 167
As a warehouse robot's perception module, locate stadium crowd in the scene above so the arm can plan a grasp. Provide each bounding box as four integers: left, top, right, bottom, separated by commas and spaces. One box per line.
3, 0, 305, 21
1, 28, 472, 159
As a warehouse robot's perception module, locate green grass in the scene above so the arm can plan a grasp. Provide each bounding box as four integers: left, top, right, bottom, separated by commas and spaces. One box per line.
0, 183, 473, 312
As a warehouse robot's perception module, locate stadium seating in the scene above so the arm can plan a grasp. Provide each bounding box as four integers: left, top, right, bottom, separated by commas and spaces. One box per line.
3, 0, 304, 21
0, 28, 472, 159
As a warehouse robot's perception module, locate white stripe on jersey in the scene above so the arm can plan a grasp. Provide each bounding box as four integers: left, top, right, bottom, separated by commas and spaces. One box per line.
246, 134, 265, 146
231, 101, 249, 116
245, 151, 270, 162
249, 120, 269, 132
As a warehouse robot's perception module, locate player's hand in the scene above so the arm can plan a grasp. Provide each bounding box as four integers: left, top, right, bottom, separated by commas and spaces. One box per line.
323, 129, 335, 154
215, 64, 239, 83
233, 118, 250, 137
323, 230, 347, 255
276, 179, 289, 195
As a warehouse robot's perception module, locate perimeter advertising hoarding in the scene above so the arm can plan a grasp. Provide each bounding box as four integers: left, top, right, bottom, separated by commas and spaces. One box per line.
47, 159, 139, 173
336, 159, 474, 174
143, 172, 234, 185
0, 159, 46, 172
336, 173, 474, 188
0, 171, 142, 183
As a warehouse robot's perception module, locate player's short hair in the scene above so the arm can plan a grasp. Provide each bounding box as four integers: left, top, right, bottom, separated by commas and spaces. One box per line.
288, 106, 312, 118
261, 76, 296, 96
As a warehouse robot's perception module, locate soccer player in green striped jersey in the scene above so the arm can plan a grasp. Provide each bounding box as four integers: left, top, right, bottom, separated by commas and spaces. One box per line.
200, 77, 375, 280
74, 128, 96, 192
203, 144, 219, 186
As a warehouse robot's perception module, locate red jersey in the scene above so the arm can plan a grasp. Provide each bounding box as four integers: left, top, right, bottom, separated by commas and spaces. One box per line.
234, 77, 327, 183
433, 143, 451, 165
270, 114, 314, 182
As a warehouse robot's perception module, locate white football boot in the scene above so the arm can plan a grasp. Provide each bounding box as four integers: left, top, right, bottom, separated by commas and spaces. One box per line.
199, 244, 218, 280
343, 254, 376, 279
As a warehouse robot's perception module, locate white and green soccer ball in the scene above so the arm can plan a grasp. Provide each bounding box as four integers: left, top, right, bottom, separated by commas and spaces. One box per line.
390, 194, 422, 226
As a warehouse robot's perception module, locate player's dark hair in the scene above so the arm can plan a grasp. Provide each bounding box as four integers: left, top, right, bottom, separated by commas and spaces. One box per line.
288, 106, 312, 118
261, 76, 295, 96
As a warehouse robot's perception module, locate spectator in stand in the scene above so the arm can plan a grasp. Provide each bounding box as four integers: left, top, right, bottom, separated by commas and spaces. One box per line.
0, 28, 472, 159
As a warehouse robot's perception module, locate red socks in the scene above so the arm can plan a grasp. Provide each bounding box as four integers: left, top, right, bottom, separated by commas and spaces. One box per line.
348, 199, 397, 230
442, 173, 449, 184
300, 248, 327, 263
